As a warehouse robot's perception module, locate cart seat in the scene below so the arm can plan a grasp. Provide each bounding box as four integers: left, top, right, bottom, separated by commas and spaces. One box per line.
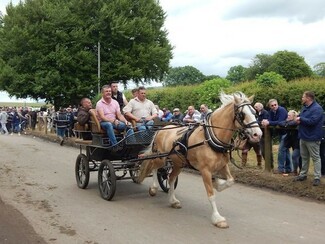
89, 109, 106, 134
73, 122, 92, 140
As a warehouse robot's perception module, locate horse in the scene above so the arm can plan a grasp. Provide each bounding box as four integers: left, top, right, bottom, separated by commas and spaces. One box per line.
137, 91, 262, 228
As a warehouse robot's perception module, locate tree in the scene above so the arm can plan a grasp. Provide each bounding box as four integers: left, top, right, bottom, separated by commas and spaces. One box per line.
245, 54, 273, 81
256, 71, 285, 87
163, 66, 205, 87
245, 51, 312, 81
313, 62, 325, 77
195, 78, 231, 109
226, 65, 247, 84
0, 0, 172, 108
270, 50, 312, 81
204, 74, 220, 81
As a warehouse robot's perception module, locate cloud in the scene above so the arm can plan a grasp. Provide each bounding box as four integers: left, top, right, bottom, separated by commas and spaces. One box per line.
223, 0, 325, 24
159, 0, 325, 76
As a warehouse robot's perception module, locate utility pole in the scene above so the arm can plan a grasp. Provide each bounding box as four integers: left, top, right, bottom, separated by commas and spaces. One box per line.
97, 41, 101, 95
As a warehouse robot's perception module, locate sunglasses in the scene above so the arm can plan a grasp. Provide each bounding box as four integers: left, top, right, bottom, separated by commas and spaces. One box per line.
271, 104, 277, 107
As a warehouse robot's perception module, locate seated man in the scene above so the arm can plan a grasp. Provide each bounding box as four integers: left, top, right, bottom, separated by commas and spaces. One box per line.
183, 105, 201, 124
161, 108, 172, 122
123, 86, 158, 131
96, 85, 133, 146
170, 108, 184, 123
200, 104, 212, 122
76, 97, 92, 140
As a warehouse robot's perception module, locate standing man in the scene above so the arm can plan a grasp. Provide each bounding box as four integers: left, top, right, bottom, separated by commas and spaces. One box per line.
0, 108, 9, 135
321, 112, 325, 177
254, 102, 270, 159
54, 107, 70, 146
293, 91, 324, 186
96, 85, 132, 147
123, 86, 158, 131
261, 99, 290, 172
110, 81, 128, 111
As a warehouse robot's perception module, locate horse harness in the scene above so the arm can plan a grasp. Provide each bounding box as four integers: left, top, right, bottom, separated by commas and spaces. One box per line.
163, 102, 260, 169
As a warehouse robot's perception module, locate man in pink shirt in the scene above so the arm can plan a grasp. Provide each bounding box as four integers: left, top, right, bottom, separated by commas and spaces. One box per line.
96, 85, 132, 147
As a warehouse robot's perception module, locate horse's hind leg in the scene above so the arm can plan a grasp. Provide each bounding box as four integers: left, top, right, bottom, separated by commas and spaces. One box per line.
148, 159, 164, 197
149, 169, 159, 196
214, 164, 234, 192
168, 165, 182, 209
201, 169, 229, 228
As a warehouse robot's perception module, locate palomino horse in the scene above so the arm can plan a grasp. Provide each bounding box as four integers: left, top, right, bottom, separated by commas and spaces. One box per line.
137, 92, 262, 228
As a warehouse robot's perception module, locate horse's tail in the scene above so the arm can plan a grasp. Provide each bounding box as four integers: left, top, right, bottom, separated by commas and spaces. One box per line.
137, 134, 157, 183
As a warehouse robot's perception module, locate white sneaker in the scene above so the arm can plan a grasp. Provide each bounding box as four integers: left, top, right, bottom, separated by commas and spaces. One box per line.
18, 132, 21, 136
10, 133, 13, 135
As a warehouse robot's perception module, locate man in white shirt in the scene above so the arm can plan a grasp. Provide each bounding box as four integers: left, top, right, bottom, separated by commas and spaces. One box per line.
123, 86, 158, 131
183, 106, 201, 124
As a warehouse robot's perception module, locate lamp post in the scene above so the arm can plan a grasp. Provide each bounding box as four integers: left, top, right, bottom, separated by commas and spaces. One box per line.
97, 41, 101, 95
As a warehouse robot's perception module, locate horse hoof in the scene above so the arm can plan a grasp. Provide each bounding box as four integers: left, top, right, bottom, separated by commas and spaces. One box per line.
149, 187, 157, 196
171, 202, 182, 209
215, 221, 229, 229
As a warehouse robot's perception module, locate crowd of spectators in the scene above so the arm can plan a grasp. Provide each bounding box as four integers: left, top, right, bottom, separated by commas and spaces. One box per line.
250, 91, 324, 186
2, 88, 324, 186
0, 106, 36, 136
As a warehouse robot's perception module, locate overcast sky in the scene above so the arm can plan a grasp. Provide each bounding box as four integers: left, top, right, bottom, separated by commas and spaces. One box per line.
1, 0, 325, 101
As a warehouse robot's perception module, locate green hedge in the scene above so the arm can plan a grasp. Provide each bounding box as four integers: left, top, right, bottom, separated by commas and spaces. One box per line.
124, 78, 325, 113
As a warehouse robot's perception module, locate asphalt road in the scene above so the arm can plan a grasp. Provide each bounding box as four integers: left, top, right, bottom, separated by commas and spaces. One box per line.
1, 134, 325, 244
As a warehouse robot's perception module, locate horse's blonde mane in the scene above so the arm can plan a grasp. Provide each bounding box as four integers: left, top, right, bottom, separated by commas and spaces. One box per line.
218, 91, 248, 108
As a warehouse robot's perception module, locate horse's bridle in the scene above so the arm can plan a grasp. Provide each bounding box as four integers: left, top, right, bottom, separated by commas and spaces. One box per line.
203, 101, 260, 151
233, 103, 260, 129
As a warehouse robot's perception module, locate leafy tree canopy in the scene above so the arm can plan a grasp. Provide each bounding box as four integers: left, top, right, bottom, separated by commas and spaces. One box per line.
195, 78, 231, 109
256, 71, 285, 87
313, 62, 325, 77
246, 51, 312, 81
270, 50, 312, 81
163, 65, 205, 87
245, 53, 273, 80
226, 65, 247, 84
0, 0, 173, 108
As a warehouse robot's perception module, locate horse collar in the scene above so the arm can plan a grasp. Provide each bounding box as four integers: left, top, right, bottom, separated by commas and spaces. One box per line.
204, 113, 233, 153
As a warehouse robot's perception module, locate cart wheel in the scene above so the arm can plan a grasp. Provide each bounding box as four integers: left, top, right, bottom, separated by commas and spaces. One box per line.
98, 160, 116, 201
75, 154, 90, 189
129, 169, 140, 183
157, 167, 178, 193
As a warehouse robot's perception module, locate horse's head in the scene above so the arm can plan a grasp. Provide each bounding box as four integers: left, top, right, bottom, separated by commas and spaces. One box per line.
232, 92, 262, 143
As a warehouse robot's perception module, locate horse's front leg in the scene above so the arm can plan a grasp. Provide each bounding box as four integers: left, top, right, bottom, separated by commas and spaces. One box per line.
201, 170, 229, 228
168, 166, 182, 209
149, 169, 159, 196
214, 164, 234, 192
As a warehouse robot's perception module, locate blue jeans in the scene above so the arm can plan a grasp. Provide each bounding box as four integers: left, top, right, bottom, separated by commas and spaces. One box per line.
56, 127, 66, 138
277, 134, 292, 173
136, 120, 154, 131
100, 121, 129, 145
13, 123, 20, 133
292, 148, 301, 173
